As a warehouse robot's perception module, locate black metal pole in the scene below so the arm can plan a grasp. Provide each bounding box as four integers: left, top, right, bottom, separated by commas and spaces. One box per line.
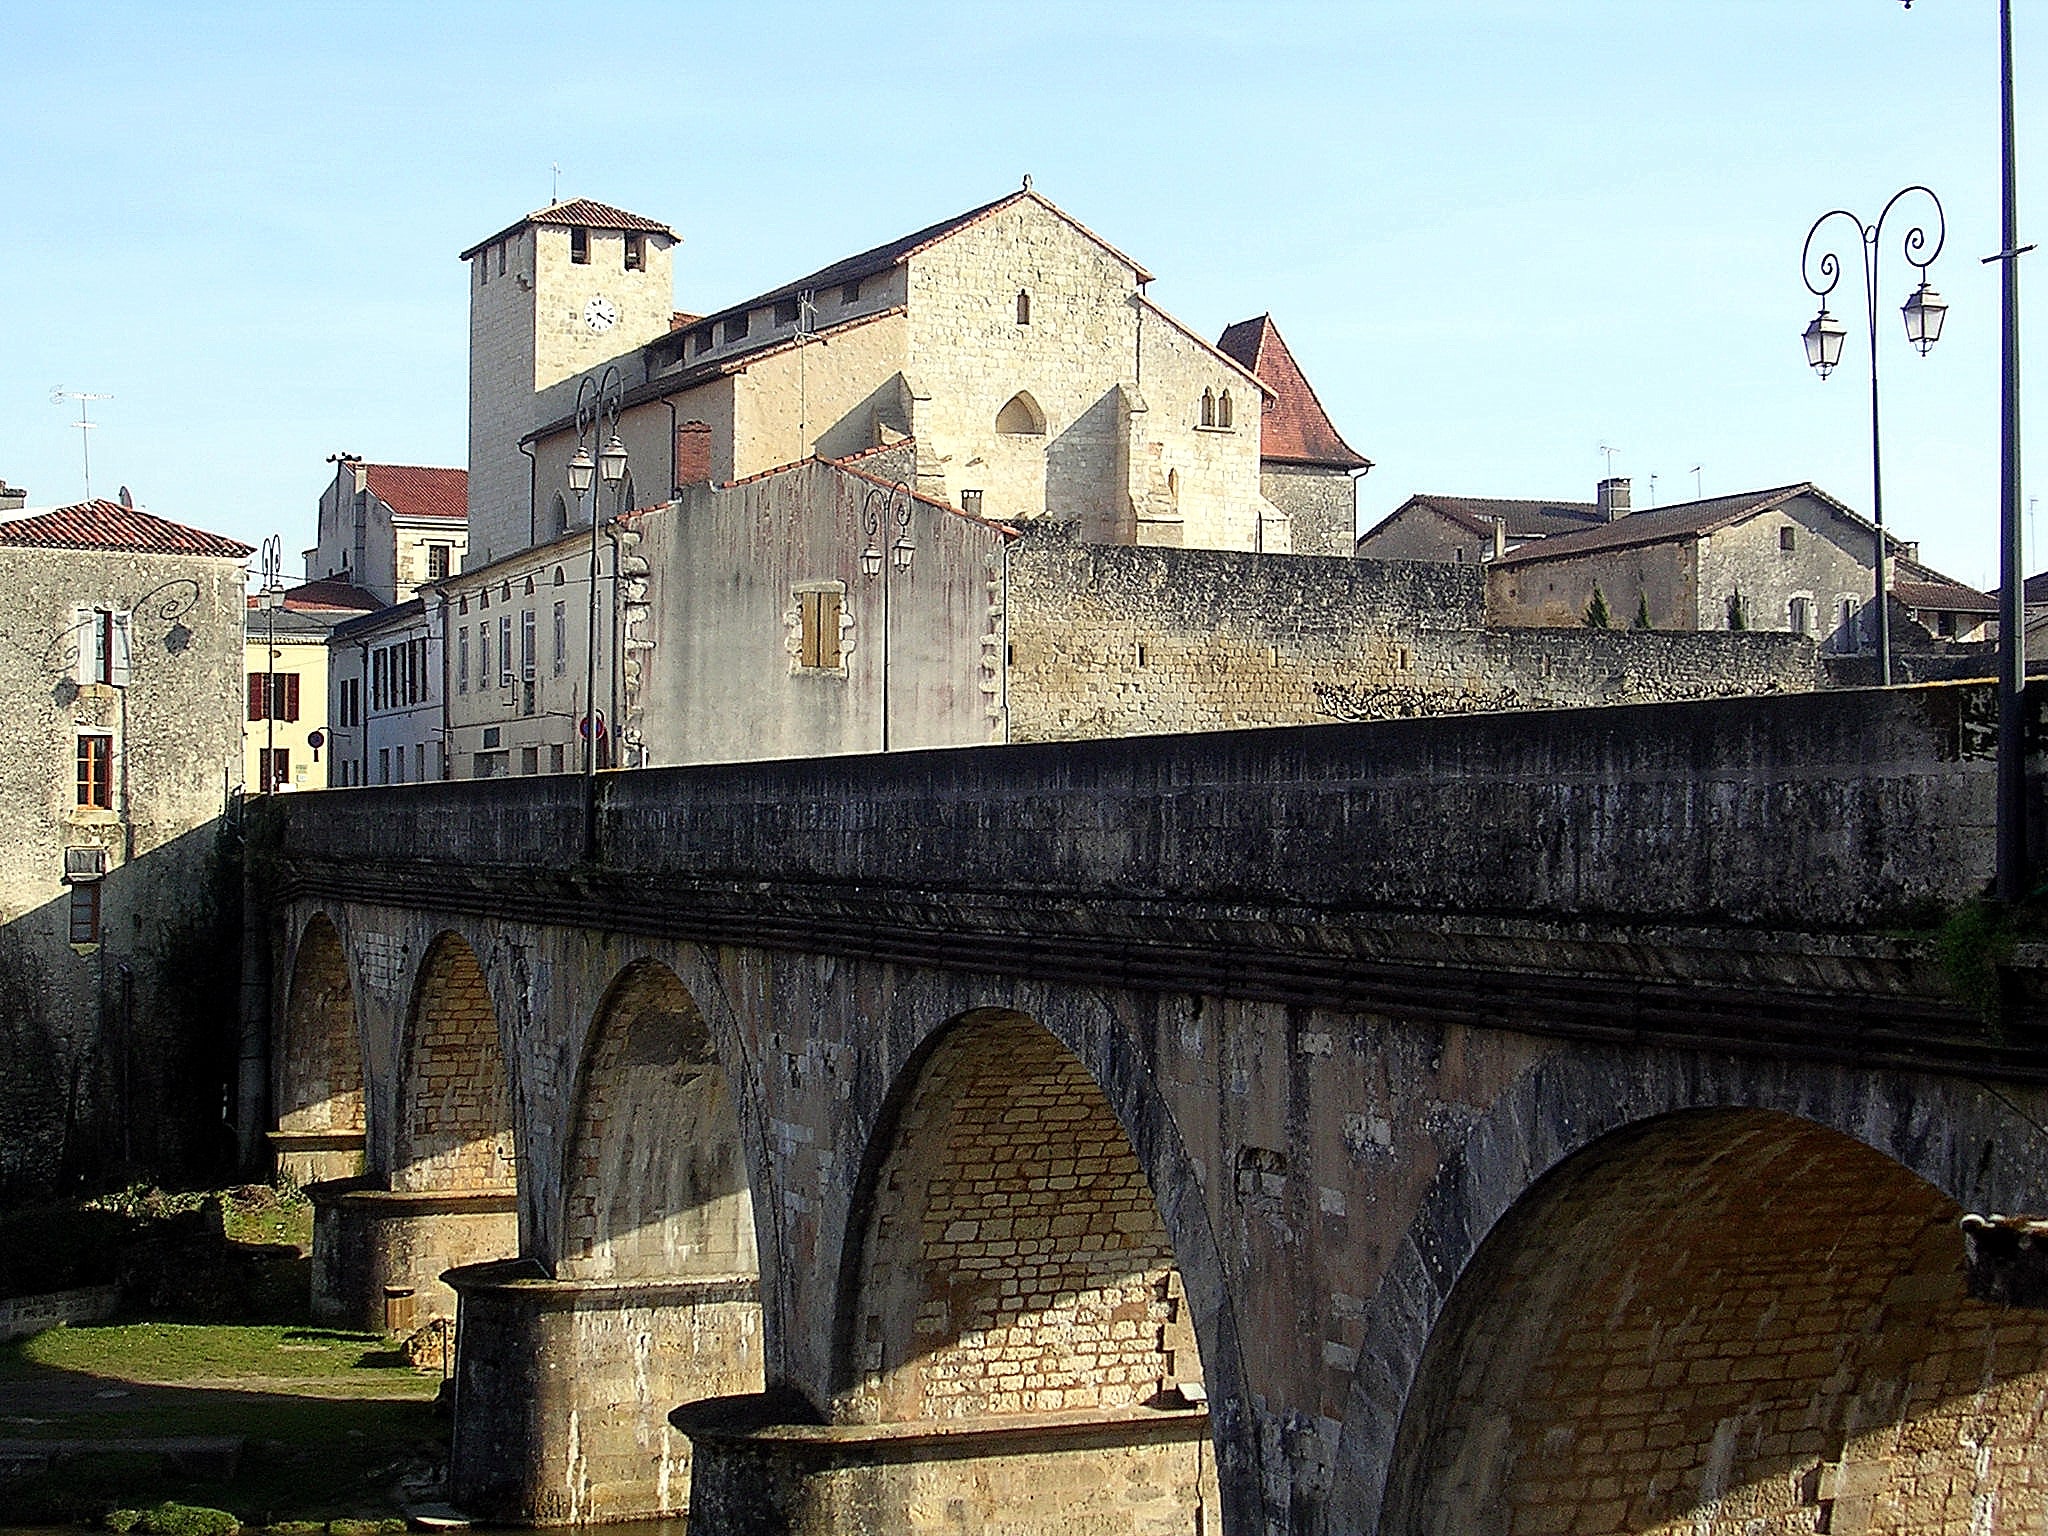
1996, 0, 2030, 901
1867, 256, 1892, 687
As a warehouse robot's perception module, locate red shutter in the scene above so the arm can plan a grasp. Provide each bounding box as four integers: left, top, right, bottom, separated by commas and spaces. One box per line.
283, 673, 301, 722
247, 673, 265, 720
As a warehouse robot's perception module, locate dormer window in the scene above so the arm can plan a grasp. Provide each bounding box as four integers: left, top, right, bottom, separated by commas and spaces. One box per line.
841, 280, 861, 305
775, 297, 800, 326
724, 314, 751, 344
693, 328, 713, 356
625, 233, 645, 271
1016, 290, 1031, 325
1200, 388, 1216, 428
570, 227, 590, 265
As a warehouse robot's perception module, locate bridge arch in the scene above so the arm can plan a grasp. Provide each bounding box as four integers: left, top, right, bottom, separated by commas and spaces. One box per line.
830, 1004, 1235, 1533
393, 929, 516, 1195
273, 911, 365, 1183
559, 958, 758, 1282
1334, 1049, 2048, 1534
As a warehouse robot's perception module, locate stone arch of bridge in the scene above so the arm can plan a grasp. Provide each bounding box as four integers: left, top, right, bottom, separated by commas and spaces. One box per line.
1332, 1050, 2048, 1534
557, 958, 759, 1283
277, 911, 363, 1140
829, 1004, 1248, 1533
392, 929, 517, 1196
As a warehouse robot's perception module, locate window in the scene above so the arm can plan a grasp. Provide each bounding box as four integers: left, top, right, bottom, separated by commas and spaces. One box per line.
523, 610, 538, 683
247, 672, 301, 722
693, 328, 713, 356
550, 743, 565, 774
378, 748, 390, 785
521, 745, 540, 776
625, 233, 645, 271
553, 567, 566, 586
478, 255, 487, 287
1199, 388, 1216, 428
1217, 390, 1234, 429
457, 629, 470, 694
76, 733, 113, 809
393, 744, 406, 783
482, 726, 501, 748
523, 575, 535, 596
499, 616, 513, 685
961, 489, 984, 516
498, 243, 506, 276
553, 601, 567, 674
798, 587, 844, 670
68, 882, 100, 945
76, 606, 131, 687
841, 280, 861, 305
1780, 525, 1797, 552
1016, 289, 1031, 325
258, 747, 290, 794
427, 544, 451, 581
337, 677, 360, 727
775, 297, 800, 326
995, 391, 1047, 435
570, 226, 590, 264
479, 623, 492, 689
416, 743, 427, 781
1789, 596, 1812, 636
1836, 597, 1856, 649
724, 314, 751, 344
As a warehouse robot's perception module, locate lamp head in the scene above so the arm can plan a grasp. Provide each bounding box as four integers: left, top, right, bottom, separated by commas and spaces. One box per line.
1902, 281, 1947, 356
859, 541, 884, 579
599, 433, 629, 489
1803, 308, 1848, 379
567, 445, 595, 495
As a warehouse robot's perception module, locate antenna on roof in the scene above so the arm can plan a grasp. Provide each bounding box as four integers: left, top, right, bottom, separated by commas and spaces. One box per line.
1648, 473, 1659, 507
1598, 443, 1619, 476
1690, 464, 1703, 499
551, 162, 561, 205
50, 387, 112, 501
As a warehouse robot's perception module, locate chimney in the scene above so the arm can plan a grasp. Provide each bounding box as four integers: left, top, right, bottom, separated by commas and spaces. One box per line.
1491, 516, 1508, 561
0, 480, 23, 514
674, 420, 713, 489
1597, 477, 1631, 522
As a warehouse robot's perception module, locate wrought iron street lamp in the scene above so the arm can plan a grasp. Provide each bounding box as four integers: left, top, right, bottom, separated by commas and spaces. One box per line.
570, 365, 627, 860
1800, 184, 1947, 687
860, 481, 915, 751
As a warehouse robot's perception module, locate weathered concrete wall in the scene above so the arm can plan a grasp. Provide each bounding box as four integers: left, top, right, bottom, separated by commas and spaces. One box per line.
0, 545, 245, 1198
1005, 525, 1816, 744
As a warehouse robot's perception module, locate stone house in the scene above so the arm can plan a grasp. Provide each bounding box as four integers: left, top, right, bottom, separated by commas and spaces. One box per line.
244, 578, 381, 792
1215, 314, 1373, 556
1355, 484, 1616, 564
327, 598, 445, 786
432, 445, 1010, 779
462, 186, 1330, 570
1482, 482, 1976, 646
0, 497, 250, 1195
306, 457, 467, 606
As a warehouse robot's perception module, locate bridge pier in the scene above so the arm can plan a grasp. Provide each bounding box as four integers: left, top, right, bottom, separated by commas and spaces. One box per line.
444, 1261, 764, 1524
306, 1180, 518, 1331
267, 1128, 365, 1186
671, 1395, 1219, 1536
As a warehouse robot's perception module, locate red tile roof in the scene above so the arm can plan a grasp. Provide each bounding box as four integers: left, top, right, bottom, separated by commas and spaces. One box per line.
1894, 559, 1996, 614
0, 499, 253, 558
360, 464, 467, 522
1215, 315, 1371, 472
460, 199, 677, 260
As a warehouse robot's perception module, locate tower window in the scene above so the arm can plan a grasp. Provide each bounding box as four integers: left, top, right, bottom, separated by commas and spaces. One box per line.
693, 328, 712, 356
841, 280, 861, 305
1199, 388, 1216, 428
1780, 525, 1797, 551
570, 227, 590, 265
724, 314, 751, 344
427, 544, 450, 580
479, 255, 488, 287
775, 297, 800, 326
1217, 389, 1234, 429
625, 233, 645, 271
497, 243, 507, 276
1016, 290, 1031, 325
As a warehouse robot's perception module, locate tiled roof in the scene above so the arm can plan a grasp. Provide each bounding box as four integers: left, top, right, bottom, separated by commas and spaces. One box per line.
360, 464, 467, 522
1360, 493, 1603, 545
0, 499, 253, 558
274, 577, 385, 613
1215, 315, 1370, 471
1894, 558, 1996, 613
461, 199, 676, 260
330, 596, 426, 642
1491, 485, 1828, 567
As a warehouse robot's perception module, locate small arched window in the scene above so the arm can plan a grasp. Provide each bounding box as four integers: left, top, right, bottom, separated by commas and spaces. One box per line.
550, 494, 569, 538
995, 391, 1047, 436
523, 575, 535, 596
1217, 390, 1234, 429
1199, 389, 1216, 428
500, 581, 511, 601
553, 567, 566, 586
1016, 290, 1031, 325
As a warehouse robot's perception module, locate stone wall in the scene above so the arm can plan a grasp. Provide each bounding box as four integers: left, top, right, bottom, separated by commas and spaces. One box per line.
1263, 463, 1357, 558
396, 934, 513, 1195
1005, 525, 1816, 743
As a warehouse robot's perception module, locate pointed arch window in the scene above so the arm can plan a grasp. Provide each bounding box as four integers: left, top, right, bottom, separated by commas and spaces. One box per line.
995, 391, 1047, 436
1199, 389, 1216, 428
1016, 290, 1031, 325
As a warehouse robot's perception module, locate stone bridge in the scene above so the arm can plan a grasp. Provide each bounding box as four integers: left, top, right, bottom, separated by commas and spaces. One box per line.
253, 681, 2048, 1535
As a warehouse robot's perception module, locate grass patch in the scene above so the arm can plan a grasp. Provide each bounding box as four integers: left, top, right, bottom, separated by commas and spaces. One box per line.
0, 1323, 429, 1387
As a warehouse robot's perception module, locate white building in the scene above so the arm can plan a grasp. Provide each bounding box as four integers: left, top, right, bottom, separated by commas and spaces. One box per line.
327, 599, 446, 786
307, 458, 467, 607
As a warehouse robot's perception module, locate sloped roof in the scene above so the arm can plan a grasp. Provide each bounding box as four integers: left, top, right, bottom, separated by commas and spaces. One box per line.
360, 464, 467, 522
1491, 484, 1836, 568
1894, 558, 1996, 613
461, 198, 676, 260
330, 596, 426, 642
0, 500, 253, 559
269, 577, 385, 613
1215, 315, 1370, 471
1359, 493, 1603, 546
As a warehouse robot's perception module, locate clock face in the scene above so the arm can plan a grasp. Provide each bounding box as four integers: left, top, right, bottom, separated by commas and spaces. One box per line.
584, 294, 618, 333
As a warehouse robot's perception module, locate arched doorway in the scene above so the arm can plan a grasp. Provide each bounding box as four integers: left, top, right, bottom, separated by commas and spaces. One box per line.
832, 1009, 1216, 1533
1382, 1109, 2048, 1535
272, 914, 364, 1184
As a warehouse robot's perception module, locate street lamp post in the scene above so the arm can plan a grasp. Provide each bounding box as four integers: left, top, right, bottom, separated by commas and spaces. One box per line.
257, 535, 283, 792
1801, 186, 1948, 687
568, 365, 628, 861
859, 481, 916, 752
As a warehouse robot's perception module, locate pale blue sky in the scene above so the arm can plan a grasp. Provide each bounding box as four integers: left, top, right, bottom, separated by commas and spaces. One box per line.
1, 1, 2038, 588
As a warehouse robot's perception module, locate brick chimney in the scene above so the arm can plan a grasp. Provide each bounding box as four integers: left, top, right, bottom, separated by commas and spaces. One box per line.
674, 420, 713, 489
1597, 477, 1631, 522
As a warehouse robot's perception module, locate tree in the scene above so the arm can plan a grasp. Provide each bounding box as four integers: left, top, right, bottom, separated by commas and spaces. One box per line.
1633, 593, 1653, 630
1584, 585, 1611, 629
1726, 589, 1748, 631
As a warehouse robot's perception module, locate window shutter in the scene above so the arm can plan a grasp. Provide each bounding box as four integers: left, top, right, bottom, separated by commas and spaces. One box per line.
109, 611, 132, 686
284, 673, 301, 722
73, 606, 94, 684
248, 673, 266, 720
